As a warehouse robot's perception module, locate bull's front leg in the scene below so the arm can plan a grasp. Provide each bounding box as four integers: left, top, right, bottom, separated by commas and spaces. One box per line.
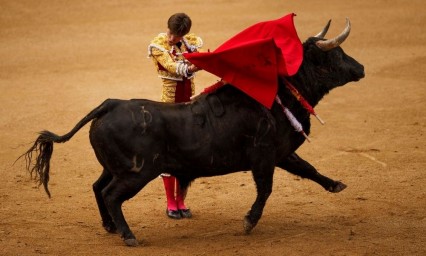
277, 153, 346, 193
244, 159, 275, 234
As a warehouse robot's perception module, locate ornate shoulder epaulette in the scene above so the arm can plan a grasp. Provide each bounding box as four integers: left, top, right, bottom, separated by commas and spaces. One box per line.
147, 33, 169, 57
183, 34, 203, 52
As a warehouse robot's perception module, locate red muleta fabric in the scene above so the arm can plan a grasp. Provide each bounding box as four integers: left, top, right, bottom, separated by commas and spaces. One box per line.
184, 13, 303, 109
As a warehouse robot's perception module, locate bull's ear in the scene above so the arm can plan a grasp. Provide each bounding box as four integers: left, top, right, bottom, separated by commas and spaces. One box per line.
316, 18, 351, 51
304, 40, 324, 65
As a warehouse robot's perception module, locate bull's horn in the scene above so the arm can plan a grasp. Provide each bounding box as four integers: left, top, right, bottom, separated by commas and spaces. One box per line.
316, 18, 351, 51
314, 19, 331, 38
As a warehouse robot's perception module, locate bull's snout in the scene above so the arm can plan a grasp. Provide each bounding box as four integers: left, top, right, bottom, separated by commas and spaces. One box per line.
358, 66, 365, 79
353, 64, 365, 81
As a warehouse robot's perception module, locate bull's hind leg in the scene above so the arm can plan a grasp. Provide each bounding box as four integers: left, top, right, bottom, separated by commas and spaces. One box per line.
93, 169, 116, 233
102, 171, 158, 246
277, 153, 347, 193
244, 161, 275, 234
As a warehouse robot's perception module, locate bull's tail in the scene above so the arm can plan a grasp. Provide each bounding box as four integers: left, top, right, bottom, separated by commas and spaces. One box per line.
19, 99, 119, 198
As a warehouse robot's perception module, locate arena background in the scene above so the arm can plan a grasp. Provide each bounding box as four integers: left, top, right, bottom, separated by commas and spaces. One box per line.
1, 0, 425, 255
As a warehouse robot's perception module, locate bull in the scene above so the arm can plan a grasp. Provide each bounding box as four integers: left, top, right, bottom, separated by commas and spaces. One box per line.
21, 19, 364, 246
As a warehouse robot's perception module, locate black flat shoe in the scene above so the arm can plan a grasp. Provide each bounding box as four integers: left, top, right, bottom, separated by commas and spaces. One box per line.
166, 209, 181, 219
179, 209, 192, 218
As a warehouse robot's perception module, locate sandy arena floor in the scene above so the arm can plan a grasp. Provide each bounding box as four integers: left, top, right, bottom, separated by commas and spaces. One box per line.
1, 0, 425, 255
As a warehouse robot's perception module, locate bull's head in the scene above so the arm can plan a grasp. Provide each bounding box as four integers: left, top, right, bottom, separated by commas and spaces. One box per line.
298, 18, 365, 103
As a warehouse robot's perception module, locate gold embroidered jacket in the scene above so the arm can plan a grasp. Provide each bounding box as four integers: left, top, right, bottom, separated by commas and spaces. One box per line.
148, 33, 203, 103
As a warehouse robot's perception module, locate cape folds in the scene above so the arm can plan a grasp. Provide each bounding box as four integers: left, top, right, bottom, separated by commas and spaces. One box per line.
184, 13, 303, 109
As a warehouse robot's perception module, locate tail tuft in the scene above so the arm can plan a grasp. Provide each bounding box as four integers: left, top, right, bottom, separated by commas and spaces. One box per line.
22, 132, 56, 197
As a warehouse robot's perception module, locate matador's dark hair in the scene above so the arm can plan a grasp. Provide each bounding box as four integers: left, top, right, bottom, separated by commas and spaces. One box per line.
168, 13, 192, 37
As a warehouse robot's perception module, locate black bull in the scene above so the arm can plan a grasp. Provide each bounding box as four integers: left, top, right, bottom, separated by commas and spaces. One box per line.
21, 20, 364, 246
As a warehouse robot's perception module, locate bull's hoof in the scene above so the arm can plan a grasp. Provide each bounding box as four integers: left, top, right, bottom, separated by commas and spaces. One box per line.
329, 181, 347, 193
243, 215, 254, 234
124, 238, 139, 247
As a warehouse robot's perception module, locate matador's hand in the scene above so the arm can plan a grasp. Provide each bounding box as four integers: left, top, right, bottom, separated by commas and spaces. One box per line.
188, 64, 201, 73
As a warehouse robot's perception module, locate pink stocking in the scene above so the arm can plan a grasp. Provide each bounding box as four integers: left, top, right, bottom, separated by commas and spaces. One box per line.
162, 176, 177, 210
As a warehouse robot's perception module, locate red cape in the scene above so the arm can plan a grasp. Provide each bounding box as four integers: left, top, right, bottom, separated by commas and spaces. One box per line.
184, 13, 303, 109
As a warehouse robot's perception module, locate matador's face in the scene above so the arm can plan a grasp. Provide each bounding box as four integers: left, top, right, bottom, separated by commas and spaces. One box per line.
166, 29, 183, 46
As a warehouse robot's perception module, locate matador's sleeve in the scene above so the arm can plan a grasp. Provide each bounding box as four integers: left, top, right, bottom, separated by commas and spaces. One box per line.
148, 33, 184, 79
150, 47, 180, 75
